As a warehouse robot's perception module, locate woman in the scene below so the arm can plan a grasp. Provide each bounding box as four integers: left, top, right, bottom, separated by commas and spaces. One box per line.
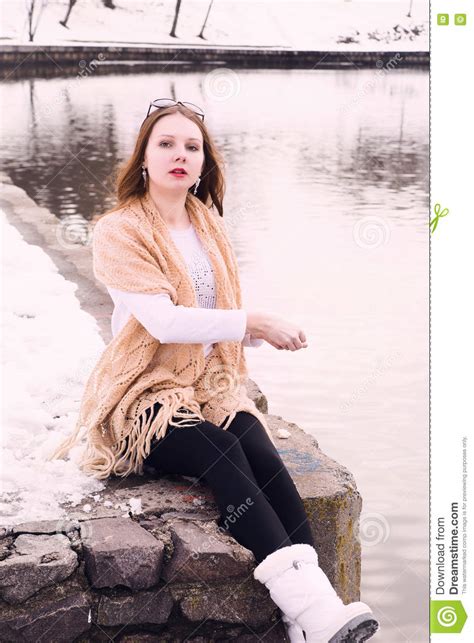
48, 99, 378, 642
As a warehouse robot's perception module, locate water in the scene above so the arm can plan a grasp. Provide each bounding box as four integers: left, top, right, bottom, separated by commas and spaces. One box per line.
0, 67, 429, 641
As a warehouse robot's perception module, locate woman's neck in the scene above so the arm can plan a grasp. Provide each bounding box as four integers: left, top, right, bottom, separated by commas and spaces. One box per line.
146, 187, 190, 228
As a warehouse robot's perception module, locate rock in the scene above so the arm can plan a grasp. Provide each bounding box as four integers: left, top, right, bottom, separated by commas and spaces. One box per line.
0, 577, 91, 642
11, 519, 80, 536
0, 527, 13, 540
172, 577, 275, 627
162, 520, 254, 583
97, 586, 173, 626
234, 626, 288, 642
0, 534, 78, 604
117, 635, 167, 642
0, 536, 14, 562
81, 517, 164, 590
159, 510, 219, 522
246, 378, 268, 414
65, 474, 218, 523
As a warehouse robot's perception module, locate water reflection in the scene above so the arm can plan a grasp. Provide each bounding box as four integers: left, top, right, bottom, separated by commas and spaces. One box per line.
0, 67, 429, 641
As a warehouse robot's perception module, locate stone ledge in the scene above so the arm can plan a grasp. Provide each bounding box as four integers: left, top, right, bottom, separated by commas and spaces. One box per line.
0, 385, 362, 641
0, 45, 430, 77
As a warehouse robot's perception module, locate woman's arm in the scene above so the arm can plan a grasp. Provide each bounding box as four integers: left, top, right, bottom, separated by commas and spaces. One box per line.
242, 332, 265, 348
108, 287, 263, 346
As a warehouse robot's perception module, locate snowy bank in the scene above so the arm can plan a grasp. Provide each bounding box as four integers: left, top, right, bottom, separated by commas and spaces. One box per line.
0, 206, 107, 526
0, 0, 429, 52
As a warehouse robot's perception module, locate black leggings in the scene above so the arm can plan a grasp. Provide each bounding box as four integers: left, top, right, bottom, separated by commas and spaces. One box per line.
140, 403, 315, 564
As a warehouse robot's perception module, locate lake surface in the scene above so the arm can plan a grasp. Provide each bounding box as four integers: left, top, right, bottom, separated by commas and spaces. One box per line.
0, 66, 429, 641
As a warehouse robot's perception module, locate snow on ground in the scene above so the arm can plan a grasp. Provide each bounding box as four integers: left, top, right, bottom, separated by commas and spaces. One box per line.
0, 208, 110, 526
0, 0, 429, 52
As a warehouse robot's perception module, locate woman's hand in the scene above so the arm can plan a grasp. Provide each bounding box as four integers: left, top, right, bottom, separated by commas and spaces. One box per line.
246, 312, 308, 351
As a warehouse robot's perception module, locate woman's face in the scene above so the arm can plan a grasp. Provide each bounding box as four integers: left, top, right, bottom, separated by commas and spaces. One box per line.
143, 112, 205, 194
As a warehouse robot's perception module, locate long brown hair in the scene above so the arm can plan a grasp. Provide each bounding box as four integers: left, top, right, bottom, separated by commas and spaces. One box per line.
101, 104, 226, 218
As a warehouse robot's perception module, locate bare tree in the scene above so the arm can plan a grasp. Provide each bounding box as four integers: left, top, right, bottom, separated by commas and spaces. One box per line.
26, 0, 48, 42
59, 0, 115, 31
170, 0, 182, 38
59, 0, 78, 29
197, 0, 214, 40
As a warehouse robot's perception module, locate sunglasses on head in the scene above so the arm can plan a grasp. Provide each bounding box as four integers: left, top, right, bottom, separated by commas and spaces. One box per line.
144, 99, 205, 123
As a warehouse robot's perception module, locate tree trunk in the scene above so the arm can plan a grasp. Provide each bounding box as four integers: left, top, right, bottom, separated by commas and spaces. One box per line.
59, 0, 78, 29
27, 0, 47, 42
197, 0, 214, 39
170, 0, 182, 38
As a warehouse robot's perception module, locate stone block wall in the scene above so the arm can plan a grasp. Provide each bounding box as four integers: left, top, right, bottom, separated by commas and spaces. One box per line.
0, 383, 362, 641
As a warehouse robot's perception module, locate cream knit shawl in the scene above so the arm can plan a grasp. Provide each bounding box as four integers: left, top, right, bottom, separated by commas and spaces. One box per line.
47, 191, 275, 480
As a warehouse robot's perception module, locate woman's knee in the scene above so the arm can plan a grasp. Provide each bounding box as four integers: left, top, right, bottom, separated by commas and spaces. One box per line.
198, 423, 240, 454
195, 425, 248, 471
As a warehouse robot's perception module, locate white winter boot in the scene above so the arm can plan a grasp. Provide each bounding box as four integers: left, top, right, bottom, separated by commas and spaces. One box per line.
253, 544, 379, 643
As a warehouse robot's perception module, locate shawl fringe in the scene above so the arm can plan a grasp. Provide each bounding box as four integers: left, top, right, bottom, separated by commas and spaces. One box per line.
47, 389, 205, 480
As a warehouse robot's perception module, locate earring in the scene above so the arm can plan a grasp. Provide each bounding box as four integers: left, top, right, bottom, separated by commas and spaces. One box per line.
193, 176, 201, 195
142, 166, 147, 188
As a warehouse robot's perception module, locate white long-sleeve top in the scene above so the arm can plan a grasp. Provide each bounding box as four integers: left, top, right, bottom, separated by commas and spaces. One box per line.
107, 220, 264, 357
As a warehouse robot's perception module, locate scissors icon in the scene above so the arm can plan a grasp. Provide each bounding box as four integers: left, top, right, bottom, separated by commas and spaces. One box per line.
430, 203, 449, 234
